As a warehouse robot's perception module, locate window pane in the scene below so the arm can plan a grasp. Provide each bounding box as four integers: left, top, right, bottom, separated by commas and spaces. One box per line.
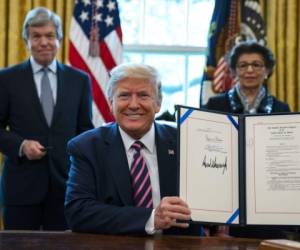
187, 55, 206, 107
118, 0, 142, 44
123, 52, 143, 63
119, 0, 215, 115
145, 0, 186, 45
188, 0, 215, 46
119, 0, 215, 46
144, 54, 185, 114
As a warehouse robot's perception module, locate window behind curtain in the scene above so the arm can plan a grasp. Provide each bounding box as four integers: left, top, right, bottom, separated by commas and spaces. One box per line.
118, 0, 215, 116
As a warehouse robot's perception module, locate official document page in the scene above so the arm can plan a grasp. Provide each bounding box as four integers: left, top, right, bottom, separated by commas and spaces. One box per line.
178, 106, 300, 226
245, 114, 300, 225
179, 107, 239, 224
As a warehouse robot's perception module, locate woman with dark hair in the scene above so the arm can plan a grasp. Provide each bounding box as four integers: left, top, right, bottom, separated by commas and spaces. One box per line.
205, 41, 290, 114
205, 41, 296, 239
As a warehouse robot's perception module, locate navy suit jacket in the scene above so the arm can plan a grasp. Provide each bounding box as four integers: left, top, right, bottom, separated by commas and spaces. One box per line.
65, 122, 202, 235
0, 60, 94, 205
205, 91, 290, 114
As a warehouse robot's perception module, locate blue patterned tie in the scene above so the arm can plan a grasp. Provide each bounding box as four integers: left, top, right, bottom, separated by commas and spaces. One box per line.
130, 141, 153, 208
40, 68, 54, 126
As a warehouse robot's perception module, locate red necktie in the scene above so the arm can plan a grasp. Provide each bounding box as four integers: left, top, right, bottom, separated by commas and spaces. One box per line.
130, 141, 153, 208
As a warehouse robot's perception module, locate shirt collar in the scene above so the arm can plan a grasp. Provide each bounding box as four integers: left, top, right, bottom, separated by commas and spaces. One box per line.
119, 124, 155, 153
30, 56, 57, 74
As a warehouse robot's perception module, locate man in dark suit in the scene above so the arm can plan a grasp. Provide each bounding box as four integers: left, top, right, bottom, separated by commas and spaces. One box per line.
65, 63, 203, 235
0, 7, 94, 230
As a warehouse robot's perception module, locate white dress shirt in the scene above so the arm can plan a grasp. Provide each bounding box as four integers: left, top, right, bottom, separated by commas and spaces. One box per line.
30, 56, 58, 103
119, 124, 161, 234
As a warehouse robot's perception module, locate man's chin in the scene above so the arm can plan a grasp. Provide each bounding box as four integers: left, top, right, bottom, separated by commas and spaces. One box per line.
35, 56, 54, 66
124, 116, 145, 124
124, 121, 143, 129
123, 126, 144, 139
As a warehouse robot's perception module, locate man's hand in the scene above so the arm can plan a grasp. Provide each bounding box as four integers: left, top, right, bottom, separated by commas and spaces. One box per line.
154, 196, 191, 230
22, 139, 46, 160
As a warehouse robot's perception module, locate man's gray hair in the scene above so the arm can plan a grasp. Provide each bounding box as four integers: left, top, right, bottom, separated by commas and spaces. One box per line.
22, 7, 63, 41
107, 63, 162, 106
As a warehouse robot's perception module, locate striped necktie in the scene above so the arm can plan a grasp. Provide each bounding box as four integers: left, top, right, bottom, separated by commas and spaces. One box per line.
40, 67, 54, 126
130, 141, 153, 208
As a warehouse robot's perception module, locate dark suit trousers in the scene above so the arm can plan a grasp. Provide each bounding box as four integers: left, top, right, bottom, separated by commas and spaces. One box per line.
3, 187, 67, 230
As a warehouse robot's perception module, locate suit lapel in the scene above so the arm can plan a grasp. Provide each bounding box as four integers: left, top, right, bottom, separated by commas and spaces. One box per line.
155, 123, 178, 198
102, 124, 133, 205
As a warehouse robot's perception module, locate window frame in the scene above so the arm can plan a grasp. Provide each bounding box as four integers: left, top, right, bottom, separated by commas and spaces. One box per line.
119, 0, 215, 112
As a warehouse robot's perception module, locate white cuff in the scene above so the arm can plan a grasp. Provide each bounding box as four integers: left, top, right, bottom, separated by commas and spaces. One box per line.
18, 140, 26, 157
145, 209, 157, 235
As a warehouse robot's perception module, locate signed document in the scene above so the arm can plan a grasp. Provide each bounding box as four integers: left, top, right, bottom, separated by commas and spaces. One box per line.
245, 114, 300, 225
178, 105, 300, 226
179, 107, 239, 224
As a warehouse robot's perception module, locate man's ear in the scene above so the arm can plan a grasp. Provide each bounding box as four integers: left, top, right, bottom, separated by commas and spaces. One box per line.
155, 103, 161, 114
26, 40, 32, 50
55, 39, 60, 49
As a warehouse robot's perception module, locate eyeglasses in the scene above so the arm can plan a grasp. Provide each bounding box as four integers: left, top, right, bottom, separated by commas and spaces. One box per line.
236, 62, 265, 72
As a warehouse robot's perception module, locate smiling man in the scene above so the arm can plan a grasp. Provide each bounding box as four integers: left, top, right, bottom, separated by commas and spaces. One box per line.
65, 63, 203, 236
0, 7, 94, 230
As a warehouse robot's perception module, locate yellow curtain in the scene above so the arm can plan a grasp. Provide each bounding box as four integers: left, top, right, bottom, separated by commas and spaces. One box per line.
0, 0, 74, 230
0, 0, 73, 68
261, 0, 300, 112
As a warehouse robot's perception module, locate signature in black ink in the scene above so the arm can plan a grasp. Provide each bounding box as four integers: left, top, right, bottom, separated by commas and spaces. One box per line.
205, 135, 223, 143
201, 155, 227, 174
